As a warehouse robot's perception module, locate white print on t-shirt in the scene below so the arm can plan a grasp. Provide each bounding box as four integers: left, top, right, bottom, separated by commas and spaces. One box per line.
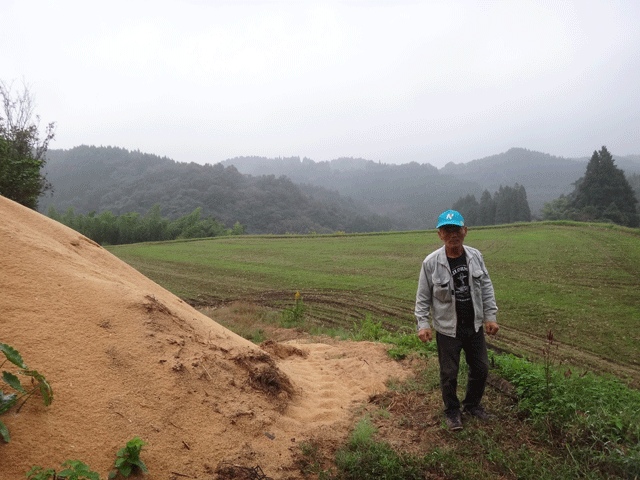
450, 264, 471, 302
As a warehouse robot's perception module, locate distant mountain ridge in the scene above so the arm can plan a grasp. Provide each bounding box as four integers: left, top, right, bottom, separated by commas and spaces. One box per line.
222, 148, 640, 225
42, 145, 640, 233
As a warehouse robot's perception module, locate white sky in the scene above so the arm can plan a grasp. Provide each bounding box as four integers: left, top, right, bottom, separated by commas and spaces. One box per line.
2, 0, 639, 167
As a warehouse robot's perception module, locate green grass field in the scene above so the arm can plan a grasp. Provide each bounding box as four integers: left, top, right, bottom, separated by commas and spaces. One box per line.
108, 222, 640, 384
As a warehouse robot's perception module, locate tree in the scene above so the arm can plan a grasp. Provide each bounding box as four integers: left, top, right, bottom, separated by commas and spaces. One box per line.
629, 173, 640, 204
493, 186, 511, 224
477, 190, 495, 225
541, 194, 573, 220
452, 194, 479, 226
0, 80, 55, 209
569, 146, 638, 227
515, 184, 532, 222
451, 184, 531, 226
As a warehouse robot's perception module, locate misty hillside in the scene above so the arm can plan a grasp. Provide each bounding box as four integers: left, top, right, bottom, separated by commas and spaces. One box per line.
41, 146, 394, 235
221, 156, 479, 229
223, 148, 640, 225
41, 146, 640, 234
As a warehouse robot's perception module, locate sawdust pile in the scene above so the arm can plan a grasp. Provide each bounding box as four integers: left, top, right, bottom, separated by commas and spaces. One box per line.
0, 195, 411, 479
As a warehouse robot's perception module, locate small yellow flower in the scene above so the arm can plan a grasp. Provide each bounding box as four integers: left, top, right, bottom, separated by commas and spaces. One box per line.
295, 291, 300, 300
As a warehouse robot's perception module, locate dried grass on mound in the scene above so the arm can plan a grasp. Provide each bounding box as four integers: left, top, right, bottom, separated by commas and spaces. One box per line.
233, 351, 296, 410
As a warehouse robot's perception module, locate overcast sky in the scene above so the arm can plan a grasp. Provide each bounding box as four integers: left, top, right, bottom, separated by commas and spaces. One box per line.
2, 0, 639, 168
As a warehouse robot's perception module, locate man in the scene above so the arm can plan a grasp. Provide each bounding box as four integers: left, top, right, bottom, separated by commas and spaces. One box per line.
415, 209, 499, 431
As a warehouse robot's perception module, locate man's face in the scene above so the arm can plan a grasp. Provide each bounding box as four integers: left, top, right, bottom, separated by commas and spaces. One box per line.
437, 225, 468, 248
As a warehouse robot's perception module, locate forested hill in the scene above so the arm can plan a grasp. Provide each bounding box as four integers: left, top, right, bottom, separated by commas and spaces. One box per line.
41, 146, 640, 234
41, 145, 394, 234
222, 149, 640, 228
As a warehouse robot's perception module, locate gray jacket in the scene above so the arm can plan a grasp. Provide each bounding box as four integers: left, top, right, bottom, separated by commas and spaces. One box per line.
415, 245, 498, 337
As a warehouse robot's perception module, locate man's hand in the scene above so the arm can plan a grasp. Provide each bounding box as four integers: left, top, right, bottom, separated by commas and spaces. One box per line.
418, 328, 433, 342
485, 321, 499, 336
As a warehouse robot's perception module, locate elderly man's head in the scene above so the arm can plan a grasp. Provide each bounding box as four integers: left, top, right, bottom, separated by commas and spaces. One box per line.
436, 210, 468, 248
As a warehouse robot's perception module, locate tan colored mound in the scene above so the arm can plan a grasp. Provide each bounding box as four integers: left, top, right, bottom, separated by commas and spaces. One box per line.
0, 196, 410, 479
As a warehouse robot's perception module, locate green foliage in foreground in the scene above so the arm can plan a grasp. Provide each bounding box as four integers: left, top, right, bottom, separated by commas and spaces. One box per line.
334, 417, 425, 480
495, 354, 640, 478
0, 343, 53, 443
350, 315, 436, 359
48, 204, 245, 245
110, 437, 149, 478
316, 319, 640, 479
26, 437, 149, 480
27, 461, 100, 480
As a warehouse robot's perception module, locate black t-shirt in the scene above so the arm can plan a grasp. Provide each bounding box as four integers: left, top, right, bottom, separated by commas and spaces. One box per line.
447, 252, 475, 335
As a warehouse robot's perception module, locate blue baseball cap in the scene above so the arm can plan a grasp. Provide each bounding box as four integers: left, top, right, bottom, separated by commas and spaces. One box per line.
436, 210, 465, 228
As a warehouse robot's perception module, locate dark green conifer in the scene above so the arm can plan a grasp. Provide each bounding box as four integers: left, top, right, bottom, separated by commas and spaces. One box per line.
570, 146, 638, 227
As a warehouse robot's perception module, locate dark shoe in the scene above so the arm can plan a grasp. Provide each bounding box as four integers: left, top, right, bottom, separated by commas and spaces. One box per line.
445, 410, 463, 431
464, 404, 493, 421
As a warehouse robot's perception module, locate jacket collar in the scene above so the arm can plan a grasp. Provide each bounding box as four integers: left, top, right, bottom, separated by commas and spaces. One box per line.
436, 244, 470, 266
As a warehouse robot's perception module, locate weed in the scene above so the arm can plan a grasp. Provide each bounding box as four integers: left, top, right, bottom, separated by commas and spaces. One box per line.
297, 440, 333, 478
280, 291, 306, 328
494, 353, 640, 478
109, 437, 149, 478
27, 461, 100, 480
541, 329, 559, 399
26, 438, 149, 480
351, 316, 436, 360
348, 416, 378, 447
245, 328, 267, 344
375, 408, 390, 419
1, 342, 53, 443
351, 314, 385, 341
334, 416, 426, 480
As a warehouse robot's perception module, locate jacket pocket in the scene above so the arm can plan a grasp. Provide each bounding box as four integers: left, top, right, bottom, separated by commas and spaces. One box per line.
471, 269, 484, 283
432, 271, 452, 303
471, 269, 484, 308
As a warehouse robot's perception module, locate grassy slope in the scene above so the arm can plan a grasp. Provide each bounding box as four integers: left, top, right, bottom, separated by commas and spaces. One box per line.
108, 222, 640, 383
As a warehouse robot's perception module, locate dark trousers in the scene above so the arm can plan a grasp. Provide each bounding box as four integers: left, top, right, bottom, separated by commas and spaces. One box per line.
436, 329, 489, 414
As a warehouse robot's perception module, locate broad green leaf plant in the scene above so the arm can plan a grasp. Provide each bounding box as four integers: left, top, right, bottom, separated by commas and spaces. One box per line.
26, 460, 101, 480
109, 437, 149, 478
0, 342, 53, 442
27, 438, 149, 480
